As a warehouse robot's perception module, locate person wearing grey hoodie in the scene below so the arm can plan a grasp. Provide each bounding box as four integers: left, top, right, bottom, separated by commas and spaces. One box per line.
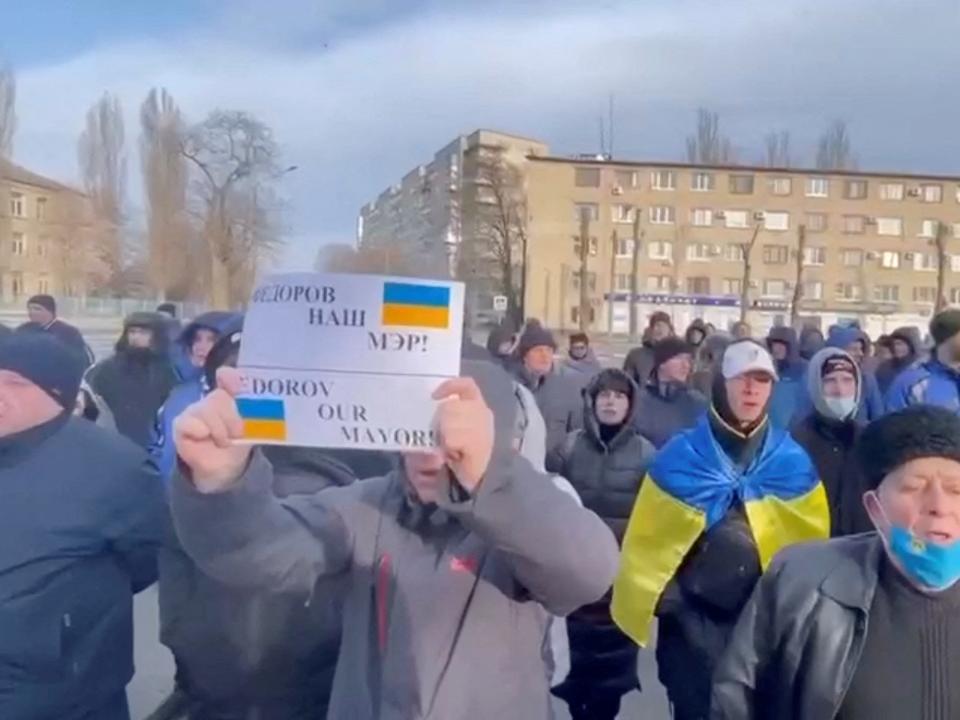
790, 347, 872, 536
170, 358, 620, 720
561, 332, 602, 379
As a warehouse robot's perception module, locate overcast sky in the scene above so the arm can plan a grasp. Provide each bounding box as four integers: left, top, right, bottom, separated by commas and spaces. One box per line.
4, 0, 960, 268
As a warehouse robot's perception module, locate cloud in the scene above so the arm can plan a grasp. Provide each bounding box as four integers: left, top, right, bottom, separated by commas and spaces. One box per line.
11, 0, 960, 269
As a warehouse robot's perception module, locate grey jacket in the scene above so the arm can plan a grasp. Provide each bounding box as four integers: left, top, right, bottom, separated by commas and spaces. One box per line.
516, 364, 585, 454
632, 382, 708, 450
711, 534, 884, 720
172, 360, 619, 720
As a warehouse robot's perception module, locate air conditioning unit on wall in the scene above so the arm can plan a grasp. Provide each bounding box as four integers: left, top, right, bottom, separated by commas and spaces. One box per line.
611, 186, 624, 196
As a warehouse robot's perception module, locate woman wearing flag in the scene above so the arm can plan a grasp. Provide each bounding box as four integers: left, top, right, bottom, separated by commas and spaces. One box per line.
611, 339, 830, 720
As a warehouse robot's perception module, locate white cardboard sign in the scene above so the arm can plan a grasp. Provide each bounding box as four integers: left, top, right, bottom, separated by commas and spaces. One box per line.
236, 272, 465, 451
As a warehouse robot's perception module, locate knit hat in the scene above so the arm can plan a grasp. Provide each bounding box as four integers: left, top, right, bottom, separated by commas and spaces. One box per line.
27, 294, 56, 315
590, 368, 634, 400
0, 333, 83, 410
821, 355, 857, 379
930, 309, 960, 346
515, 320, 557, 358
653, 337, 694, 369
569, 332, 589, 346
859, 405, 960, 490
156, 302, 177, 318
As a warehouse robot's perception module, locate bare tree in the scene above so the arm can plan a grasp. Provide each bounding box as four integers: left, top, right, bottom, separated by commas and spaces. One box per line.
790, 223, 807, 326
739, 220, 763, 323
628, 213, 643, 341
685, 108, 736, 165
815, 120, 857, 170
140, 88, 190, 301
180, 110, 283, 307
935, 221, 950, 312
0, 62, 15, 159
78, 93, 126, 293
463, 148, 528, 328
577, 207, 591, 331
763, 130, 792, 168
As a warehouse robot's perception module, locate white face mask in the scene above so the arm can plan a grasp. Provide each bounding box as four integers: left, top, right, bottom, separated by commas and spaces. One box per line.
823, 395, 857, 421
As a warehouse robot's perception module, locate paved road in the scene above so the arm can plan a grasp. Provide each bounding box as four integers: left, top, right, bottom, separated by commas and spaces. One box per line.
129, 585, 670, 719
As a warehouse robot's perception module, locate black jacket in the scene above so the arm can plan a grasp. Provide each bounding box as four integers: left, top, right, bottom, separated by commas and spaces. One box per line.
623, 342, 655, 385
791, 415, 871, 536
17, 318, 93, 367
711, 534, 884, 720
633, 382, 708, 449
160, 446, 356, 719
87, 313, 176, 448
0, 414, 163, 720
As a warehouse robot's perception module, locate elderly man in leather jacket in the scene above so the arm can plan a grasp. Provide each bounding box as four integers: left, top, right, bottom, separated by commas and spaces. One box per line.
712, 405, 960, 720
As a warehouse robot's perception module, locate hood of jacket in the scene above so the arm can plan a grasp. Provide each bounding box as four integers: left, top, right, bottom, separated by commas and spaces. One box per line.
826, 326, 869, 355
174, 311, 244, 381
485, 324, 515, 357
697, 332, 732, 366
581, 368, 640, 447
767, 326, 798, 358
115, 311, 171, 357
890, 326, 920, 358
806, 347, 863, 421
799, 326, 825, 360
685, 319, 708, 345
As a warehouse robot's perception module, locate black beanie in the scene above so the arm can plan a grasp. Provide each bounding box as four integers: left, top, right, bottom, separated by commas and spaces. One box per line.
858, 405, 960, 490
930, 309, 960, 346
515, 320, 557, 358
204, 327, 243, 390
653, 337, 694, 370
0, 333, 83, 410
156, 302, 177, 318
27, 294, 56, 315
590, 369, 634, 400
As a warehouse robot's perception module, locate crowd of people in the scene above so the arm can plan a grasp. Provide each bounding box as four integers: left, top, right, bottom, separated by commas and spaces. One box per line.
5, 289, 960, 720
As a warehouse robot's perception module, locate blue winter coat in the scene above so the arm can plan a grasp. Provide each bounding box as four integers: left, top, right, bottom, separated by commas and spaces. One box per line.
817, 327, 885, 422
766, 327, 808, 429
886, 359, 960, 414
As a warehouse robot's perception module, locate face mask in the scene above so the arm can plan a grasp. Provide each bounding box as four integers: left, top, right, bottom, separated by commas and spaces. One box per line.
868, 491, 960, 591
823, 395, 857, 421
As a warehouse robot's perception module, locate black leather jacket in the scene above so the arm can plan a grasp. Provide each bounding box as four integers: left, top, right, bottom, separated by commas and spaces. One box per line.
711, 534, 883, 720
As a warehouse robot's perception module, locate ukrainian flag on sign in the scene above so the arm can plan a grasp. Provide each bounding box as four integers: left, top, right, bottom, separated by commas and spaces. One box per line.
237, 397, 287, 441
382, 282, 451, 329
611, 413, 830, 647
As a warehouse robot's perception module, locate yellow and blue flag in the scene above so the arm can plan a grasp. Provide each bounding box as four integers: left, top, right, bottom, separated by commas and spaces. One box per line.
381, 282, 451, 329
238, 397, 287, 441
611, 415, 829, 646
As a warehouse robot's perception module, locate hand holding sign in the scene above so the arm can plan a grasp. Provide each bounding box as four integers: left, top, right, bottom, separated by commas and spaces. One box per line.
175, 367, 253, 494
432, 377, 494, 493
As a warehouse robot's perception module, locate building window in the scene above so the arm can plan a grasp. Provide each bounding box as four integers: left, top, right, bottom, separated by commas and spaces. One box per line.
952, 288, 960, 304
9, 192, 24, 218
691, 208, 713, 227
724, 210, 749, 229
648, 241, 673, 260
615, 273, 632, 291
804, 212, 828, 233
574, 167, 601, 188
569, 306, 597, 325
36, 197, 48, 221
615, 170, 638, 188
763, 279, 787, 298
10, 273, 23, 297
803, 246, 826, 266
919, 219, 940, 238
37, 276, 50, 295
921, 184, 943, 203
803, 281, 824, 300
880, 251, 901, 269
880, 183, 904, 201
686, 243, 712, 262
615, 237, 635, 257
952, 255, 960, 273
691, 172, 714, 192
686, 277, 711, 294
836, 283, 863, 302
953, 223, 960, 239
729, 174, 755, 194
612, 204, 637, 223
573, 202, 599, 222
877, 217, 903, 236
570, 272, 598, 291
914, 252, 938, 272
763, 244, 789, 265
647, 274, 671, 291
874, 285, 900, 303
724, 244, 745, 262
10, 232, 25, 256
843, 215, 866, 234
768, 177, 792, 196
649, 206, 675, 224
651, 170, 676, 191
806, 177, 829, 198
841, 249, 863, 266
722, 278, 743, 295
914, 286, 937, 303
572, 235, 599, 257
764, 211, 790, 231
844, 179, 869, 200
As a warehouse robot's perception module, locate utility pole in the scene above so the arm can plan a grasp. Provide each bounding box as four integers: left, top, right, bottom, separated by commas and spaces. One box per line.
790, 223, 807, 327
608, 228, 618, 338
629, 212, 642, 342
739, 220, 763, 324
935, 220, 949, 312
578, 206, 591, 332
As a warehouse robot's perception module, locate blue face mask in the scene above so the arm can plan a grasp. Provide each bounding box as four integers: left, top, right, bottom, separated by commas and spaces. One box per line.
888, 526, 960, 591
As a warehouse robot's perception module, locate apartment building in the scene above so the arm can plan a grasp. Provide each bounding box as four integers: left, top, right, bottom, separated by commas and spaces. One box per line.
0, 159, 93, 301
359, 129, 960, 336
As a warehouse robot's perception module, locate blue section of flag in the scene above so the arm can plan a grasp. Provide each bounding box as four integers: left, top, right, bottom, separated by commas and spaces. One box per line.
237, 397, 285, 420
382, 282, 450, 308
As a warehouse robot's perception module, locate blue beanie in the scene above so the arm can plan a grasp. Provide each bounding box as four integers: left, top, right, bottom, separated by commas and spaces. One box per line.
0, 333, 84, 409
